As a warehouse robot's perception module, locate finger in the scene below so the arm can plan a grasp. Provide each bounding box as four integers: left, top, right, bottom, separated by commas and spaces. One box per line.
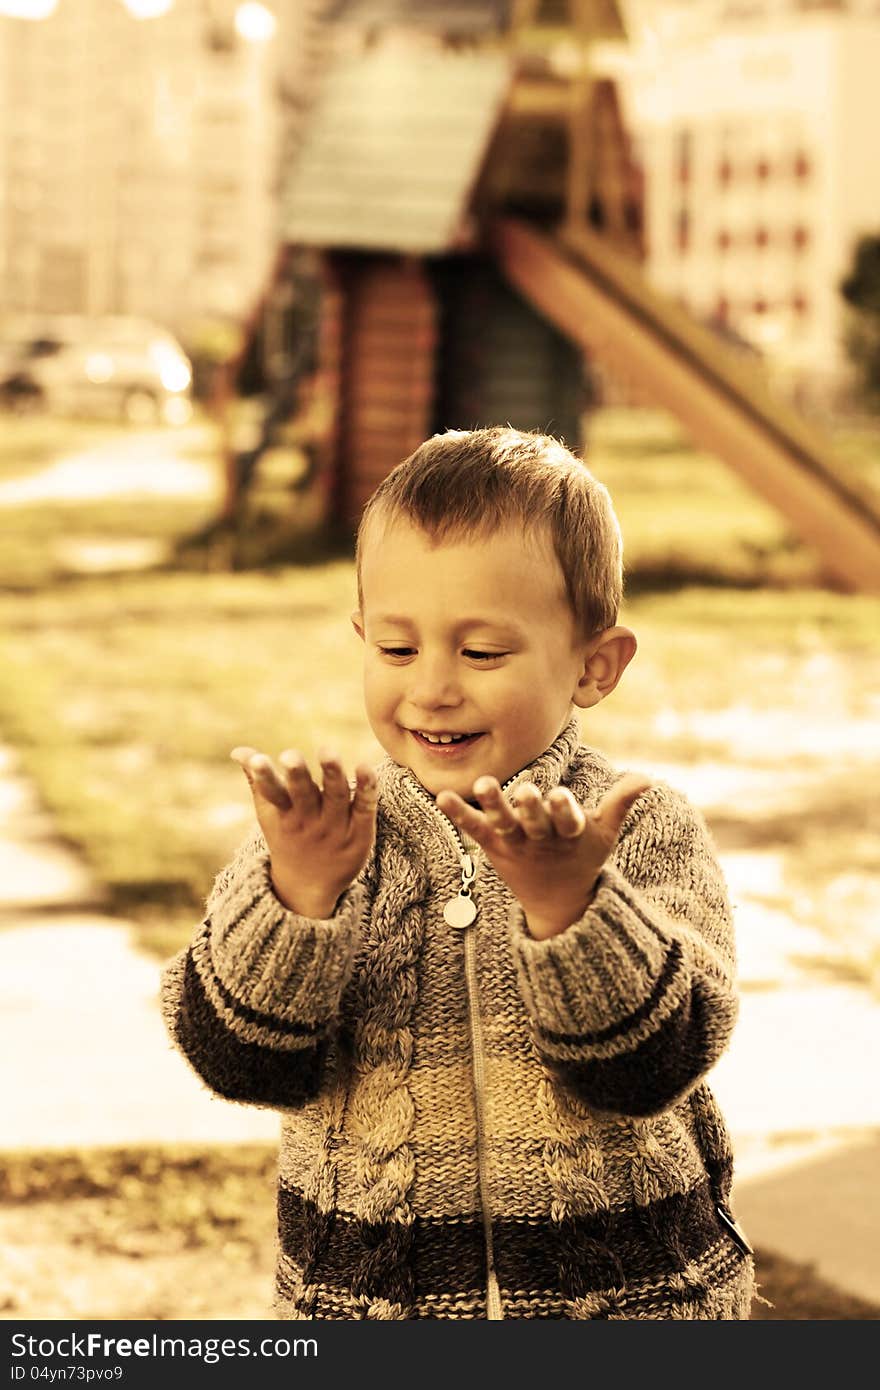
231, 746, 288, 807
595, 774, 655, 842
279, 749, 321, 818
472, 776, 521, 837
246, 753, 292, 810
546, 786, 587, 839
514, 782, 553, 840
349, 763, 378, 822
435, 790, 493, 844
317, 748, 351, 818
230, 746, 259, 783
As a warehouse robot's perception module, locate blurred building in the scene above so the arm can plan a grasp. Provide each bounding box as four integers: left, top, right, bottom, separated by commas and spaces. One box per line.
616, 0, 880, 401
0, 0, 281, 333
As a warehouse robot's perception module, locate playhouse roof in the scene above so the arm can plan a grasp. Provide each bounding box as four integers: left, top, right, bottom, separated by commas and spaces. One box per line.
280, 40, 510, 255
327, 1, 627, 38
325, 0, 508, 35
529, 0, 626, 37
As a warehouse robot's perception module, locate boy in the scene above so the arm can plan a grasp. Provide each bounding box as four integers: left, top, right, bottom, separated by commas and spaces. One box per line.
161, 427, 755, 1320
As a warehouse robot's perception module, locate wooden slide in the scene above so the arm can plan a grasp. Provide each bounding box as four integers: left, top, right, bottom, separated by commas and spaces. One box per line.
492, 218, 880, 594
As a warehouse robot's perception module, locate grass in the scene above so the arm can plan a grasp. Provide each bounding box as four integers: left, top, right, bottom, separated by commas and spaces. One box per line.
588, 408, 880, 588
0, 408, 878, 962
0, 563, 363, 955
589, 411, 805, 586
0, 411, 222, 591
0, 1145, 278, 1254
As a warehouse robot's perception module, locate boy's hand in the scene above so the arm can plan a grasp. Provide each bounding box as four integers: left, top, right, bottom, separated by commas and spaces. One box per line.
230, 746, 378, 917
436, 774, 654, 939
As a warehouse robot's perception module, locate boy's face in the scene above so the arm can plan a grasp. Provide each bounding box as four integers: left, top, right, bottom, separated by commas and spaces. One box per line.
352, 515, 615, 801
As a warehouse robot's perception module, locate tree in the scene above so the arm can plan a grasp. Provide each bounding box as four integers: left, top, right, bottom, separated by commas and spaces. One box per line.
840, 233, 880, 408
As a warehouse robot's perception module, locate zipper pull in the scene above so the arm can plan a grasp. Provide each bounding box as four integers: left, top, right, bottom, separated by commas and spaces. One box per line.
443, 850, 478, 928
716, 1205, 755, 1257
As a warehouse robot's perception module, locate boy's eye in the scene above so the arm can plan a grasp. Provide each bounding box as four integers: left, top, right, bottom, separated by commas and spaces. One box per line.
376, 647, 506, 662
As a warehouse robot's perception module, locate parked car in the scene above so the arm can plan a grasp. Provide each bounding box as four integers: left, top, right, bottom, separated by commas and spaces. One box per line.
0, 315, 193, 425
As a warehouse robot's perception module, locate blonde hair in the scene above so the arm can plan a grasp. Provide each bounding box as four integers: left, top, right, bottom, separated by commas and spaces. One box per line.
355, 426, 623, 639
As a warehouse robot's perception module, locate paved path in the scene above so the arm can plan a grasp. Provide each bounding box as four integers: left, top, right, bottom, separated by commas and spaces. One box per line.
1, 744, 878, 1304
0, 747, 278, 1149
0, 423, 222, 508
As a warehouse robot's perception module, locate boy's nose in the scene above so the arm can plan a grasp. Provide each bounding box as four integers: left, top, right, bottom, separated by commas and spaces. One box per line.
406, 661, 463, 709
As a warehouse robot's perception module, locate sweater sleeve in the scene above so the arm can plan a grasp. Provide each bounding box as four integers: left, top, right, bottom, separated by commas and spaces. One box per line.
508, 783, 737, 1119
160, 833, 366, 1109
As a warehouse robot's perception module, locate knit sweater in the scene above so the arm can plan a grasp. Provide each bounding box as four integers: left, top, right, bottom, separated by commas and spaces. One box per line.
161, 714, 755, 1320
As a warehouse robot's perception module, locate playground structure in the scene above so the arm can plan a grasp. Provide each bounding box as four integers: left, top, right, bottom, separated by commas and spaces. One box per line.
215, 0, 880, 593
495, 219, 880, 594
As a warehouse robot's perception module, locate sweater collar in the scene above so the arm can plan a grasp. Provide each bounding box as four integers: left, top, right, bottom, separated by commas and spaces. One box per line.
376, 712, 583, 849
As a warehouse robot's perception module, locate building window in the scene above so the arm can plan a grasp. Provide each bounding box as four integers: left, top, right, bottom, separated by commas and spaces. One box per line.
794, 151, 811, 180
714, 295, 730, 323
792, 292, 809, 316
676, 130, 692, 184
717, 228, 732, 252
204, 22, 238, 54
753, 297, 768, 315
755, 226, 769, 249
722, 3, 766, 18
588, 195, 605, 232
623, 199, 642, 236
756, 158, 770, 182
676, 208, 691, 253
718, 158, 732, 186
792, 225, 810, 251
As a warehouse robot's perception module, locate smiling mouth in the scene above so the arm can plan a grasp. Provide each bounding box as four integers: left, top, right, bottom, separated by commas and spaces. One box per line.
409, 730, 485, 751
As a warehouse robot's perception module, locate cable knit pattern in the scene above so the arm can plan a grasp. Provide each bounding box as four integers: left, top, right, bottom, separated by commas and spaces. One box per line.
161, 714, 754, 1319
161, 834, 367, 1108
344, 834, 429, 1319
509, 784, 738, 1117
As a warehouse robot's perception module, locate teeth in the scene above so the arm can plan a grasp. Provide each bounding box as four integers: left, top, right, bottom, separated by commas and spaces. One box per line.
417, 731, 471, 744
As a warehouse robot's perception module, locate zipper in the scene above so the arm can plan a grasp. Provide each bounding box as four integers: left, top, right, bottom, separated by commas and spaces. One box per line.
462, 915, 503, 1319
404, 767, 528, 1322
403, 766, 526, 909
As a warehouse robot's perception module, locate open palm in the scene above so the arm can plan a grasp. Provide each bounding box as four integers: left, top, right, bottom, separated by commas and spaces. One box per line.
436, 773, 653, 939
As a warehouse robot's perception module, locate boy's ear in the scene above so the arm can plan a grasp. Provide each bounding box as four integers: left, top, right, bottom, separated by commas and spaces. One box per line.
351, 609, 365, 641
572, 626, 637, 709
